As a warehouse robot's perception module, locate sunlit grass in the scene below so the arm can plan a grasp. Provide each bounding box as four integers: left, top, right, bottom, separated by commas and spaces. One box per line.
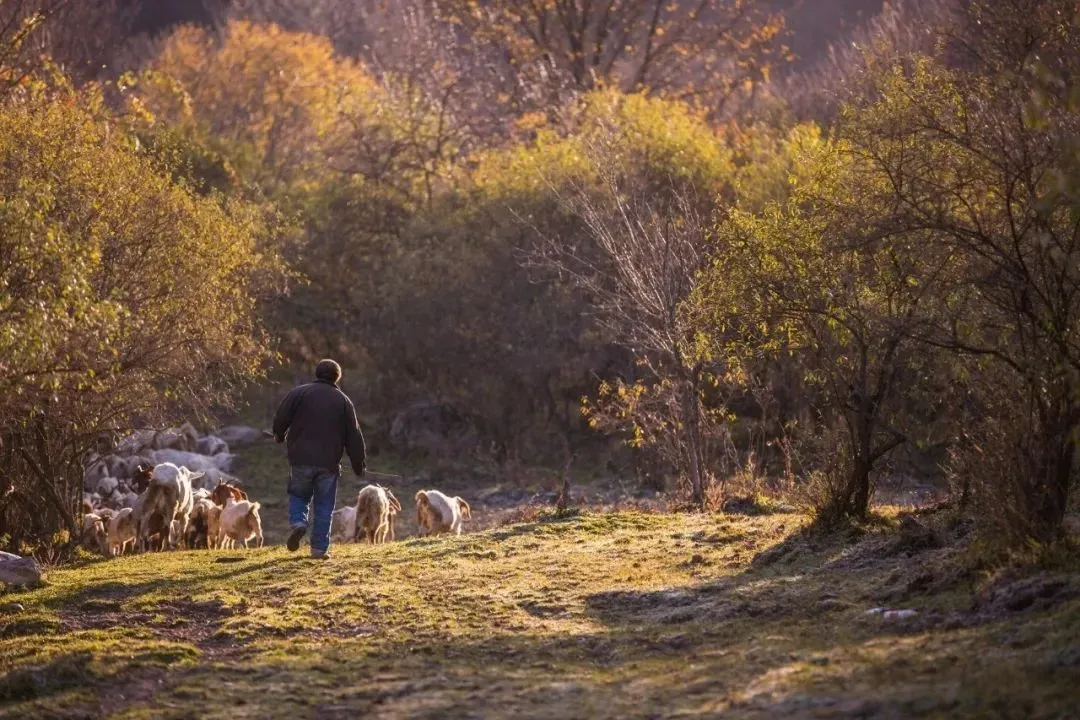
2, 510, 1078, 719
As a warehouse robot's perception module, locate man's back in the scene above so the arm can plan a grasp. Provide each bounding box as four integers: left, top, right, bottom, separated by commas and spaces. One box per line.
273, 379, 366, 474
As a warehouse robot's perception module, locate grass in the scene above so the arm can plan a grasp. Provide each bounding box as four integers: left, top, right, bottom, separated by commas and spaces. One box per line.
2, 506, 1079, 719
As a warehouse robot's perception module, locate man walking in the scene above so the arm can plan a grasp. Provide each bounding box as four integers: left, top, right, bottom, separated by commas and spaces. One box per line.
272, 359, 366, 559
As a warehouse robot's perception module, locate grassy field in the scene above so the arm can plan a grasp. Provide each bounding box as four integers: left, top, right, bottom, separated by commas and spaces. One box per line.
2, 505, 1079, 719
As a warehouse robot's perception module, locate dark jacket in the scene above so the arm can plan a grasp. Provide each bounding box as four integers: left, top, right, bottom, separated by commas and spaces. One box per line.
272, 379, 367, 475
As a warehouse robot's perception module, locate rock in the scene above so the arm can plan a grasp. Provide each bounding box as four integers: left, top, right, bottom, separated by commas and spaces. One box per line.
883, 609, 918, 621
0, 552, 42, 587
389, 402, 481, 457
817, 598, 850, 612
0, 602, 24, 613
751, 544, 790, 568
195, 435, 230, 457
96, 475, 119, 497
214, 425, 267, 447
115, 429, 156, 456
481, 488, 532, 508
151, 449, 234, 473
977, 574, 1075, 614
83, 459, 109, 490
890, 515, 941, 555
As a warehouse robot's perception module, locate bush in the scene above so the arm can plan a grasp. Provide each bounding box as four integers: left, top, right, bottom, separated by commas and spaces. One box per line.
0, 95, 285, 553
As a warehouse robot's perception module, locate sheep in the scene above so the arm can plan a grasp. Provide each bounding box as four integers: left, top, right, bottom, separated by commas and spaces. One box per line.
81, 513, 108, 555
415, 489, 472, 536
219, 497, 263, 549
354, 485, 391, 544
331, 505, 357, 544
106, 507, 137, 556
133, 463, 201, 551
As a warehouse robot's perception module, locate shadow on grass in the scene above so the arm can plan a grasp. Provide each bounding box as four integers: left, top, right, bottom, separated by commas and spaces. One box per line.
38, 555, 312, 613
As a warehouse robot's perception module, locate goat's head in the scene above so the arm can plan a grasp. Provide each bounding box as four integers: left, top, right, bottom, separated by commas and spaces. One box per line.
210, 481, 246, 506
132, 463, 154, 492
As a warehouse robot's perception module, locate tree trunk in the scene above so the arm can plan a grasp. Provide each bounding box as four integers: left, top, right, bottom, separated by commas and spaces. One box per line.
682, 379, 705, 510
1028, 403, 1077, 542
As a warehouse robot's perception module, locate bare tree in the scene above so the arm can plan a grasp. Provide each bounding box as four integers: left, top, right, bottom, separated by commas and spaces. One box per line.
530, 161, 715, 506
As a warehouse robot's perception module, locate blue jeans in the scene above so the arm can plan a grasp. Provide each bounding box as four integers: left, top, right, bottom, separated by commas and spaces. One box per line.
287, 465, 339, 553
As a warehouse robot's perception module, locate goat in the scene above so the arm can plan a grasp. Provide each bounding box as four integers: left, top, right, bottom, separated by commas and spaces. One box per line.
331, 505, 357, 544
385, 488, 402, 542
219, 497, 263, 549
186, 498, 217, 549
106, 507, 137, 556
415, 489, 472, 536
206, 503, 223, 549
81, 513, 108, 555
210, 480, 248, 507
131, 463, 154, 493
354, 485, 391, 544
133, 463, 201, 551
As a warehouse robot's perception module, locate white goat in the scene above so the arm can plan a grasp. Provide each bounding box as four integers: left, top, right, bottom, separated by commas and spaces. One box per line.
81, 513, 108, 555
219, 497, 263, 549
355, 485, 392, 544
107, 507, 137, 556
331, 505, 357, 544
133, 462, 201, 551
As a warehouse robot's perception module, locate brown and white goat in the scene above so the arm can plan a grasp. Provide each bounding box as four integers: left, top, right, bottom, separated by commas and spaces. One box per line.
415, 489, 472, 536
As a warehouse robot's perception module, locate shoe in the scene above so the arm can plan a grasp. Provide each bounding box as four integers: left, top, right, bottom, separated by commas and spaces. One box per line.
286, 526, 306, 552
310, 551, 330, 560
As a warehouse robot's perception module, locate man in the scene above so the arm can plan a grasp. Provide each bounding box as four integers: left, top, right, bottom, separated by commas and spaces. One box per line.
272, 359, 366, 559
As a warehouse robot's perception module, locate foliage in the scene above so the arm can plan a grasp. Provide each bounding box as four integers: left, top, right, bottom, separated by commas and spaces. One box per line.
0, 95, 285, 552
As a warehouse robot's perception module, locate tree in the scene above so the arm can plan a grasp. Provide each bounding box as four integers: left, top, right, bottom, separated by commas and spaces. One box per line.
699, 125, 955, 521
433, 0, 785, 113
830, 0, 1080, 539
0, 96, 285, 552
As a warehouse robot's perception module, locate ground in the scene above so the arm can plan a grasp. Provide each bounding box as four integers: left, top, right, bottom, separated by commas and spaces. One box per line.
2, 505, 1079, 719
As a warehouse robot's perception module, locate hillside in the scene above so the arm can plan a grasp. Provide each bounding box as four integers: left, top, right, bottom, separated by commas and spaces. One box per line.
2, 509, 1078, 719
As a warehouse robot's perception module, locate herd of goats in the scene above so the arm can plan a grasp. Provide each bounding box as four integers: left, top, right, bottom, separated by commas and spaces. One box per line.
79, 424, 474, 557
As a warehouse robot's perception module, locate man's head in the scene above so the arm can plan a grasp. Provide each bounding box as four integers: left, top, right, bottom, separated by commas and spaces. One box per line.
315, 358, 342, 385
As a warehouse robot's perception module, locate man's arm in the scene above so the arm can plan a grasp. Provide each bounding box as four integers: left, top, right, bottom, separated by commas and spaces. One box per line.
342, 398, 367, 476
271, 388, 300, 443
